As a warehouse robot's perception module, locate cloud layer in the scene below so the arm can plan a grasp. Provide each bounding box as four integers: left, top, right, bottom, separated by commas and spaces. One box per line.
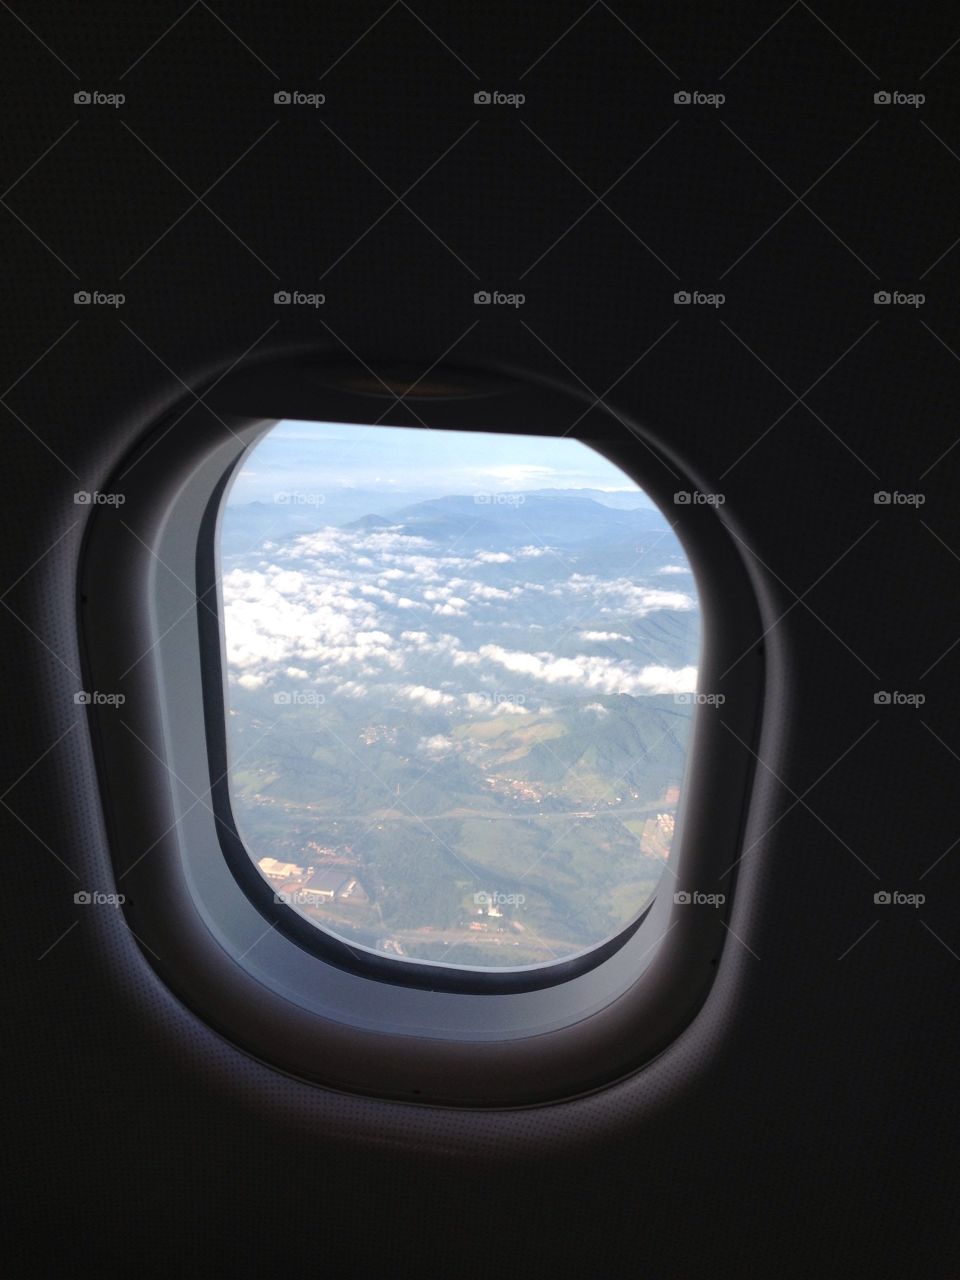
222, 521, 699, 705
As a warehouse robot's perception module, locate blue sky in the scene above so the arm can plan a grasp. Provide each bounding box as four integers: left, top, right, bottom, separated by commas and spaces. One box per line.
230, 420, 642, 503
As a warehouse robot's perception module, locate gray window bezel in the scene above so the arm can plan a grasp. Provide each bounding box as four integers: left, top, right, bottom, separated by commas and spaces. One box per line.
78, 355, 763, 1108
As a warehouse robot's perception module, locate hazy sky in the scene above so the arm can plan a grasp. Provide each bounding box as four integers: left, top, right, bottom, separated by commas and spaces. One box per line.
230, 420, 641, 503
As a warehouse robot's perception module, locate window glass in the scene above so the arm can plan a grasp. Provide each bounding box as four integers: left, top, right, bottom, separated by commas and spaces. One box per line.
220, 421, 700, 969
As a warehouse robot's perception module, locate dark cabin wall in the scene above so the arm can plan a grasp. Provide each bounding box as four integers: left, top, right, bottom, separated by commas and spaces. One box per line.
2, 4, 959, 1276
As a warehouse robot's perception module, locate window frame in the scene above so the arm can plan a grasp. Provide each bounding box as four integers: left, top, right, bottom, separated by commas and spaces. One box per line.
78, 354, 763, 1107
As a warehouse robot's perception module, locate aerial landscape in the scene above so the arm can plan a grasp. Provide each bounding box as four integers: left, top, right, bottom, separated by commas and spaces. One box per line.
220, 422, 700, 969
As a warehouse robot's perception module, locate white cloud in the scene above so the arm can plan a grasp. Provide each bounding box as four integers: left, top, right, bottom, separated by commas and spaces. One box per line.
463, 692, 529, 716
358, 584, 399, 604
579, 630, 630, 642
475, 643, 697, 696
221, 517, 699, 706
474, 464, 556, 488
334, 681, 368, 698
633, 665, 698, 694
400, 684, 457, 709
221, 565, 401, 687
563, 575, 695, 614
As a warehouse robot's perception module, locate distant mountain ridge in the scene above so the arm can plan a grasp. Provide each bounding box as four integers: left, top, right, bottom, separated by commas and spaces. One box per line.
222, 487, 667, 555
343, 493, 668, 547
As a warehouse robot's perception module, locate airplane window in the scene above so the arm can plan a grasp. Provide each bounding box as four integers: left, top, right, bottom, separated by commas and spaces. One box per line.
219, 420, 700, 973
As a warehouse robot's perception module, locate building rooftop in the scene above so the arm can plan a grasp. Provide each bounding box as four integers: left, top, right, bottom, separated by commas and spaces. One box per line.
304, 866, 351, 896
